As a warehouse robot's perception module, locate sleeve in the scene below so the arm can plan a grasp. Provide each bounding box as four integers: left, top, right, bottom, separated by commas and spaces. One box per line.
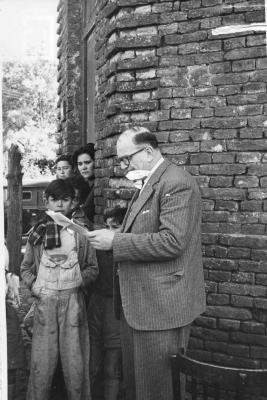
113, 179, 200, 262
20, 241, 37, 289
80, 238, 99, 286
81, 188, 95, 223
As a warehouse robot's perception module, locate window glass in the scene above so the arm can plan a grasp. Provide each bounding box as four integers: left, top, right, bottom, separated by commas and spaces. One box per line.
22, 191, 32, 200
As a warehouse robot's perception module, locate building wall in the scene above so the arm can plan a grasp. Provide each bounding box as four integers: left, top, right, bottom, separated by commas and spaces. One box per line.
57, 0, 83, 153
58, 0, 267, 368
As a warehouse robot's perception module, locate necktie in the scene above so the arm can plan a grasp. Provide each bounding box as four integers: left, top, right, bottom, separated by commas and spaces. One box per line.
138, 177, 146, 195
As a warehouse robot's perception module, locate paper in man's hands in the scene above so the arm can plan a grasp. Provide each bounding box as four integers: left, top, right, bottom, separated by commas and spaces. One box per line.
46, 210, 89, 237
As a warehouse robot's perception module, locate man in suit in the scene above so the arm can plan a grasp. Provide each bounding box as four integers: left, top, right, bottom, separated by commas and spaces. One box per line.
87, 126, 206, 400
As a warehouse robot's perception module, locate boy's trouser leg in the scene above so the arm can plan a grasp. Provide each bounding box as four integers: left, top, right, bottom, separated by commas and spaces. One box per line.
59, 290, 91, 400
102, 296, 121, 400
88, 292, 105, 399
104, 348, 121, 400
120, 314, 136, 400
89, 338, 104, 400
26, 295, 59, 400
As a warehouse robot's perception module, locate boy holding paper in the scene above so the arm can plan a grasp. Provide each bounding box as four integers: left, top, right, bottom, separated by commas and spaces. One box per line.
21, 179, 98, 400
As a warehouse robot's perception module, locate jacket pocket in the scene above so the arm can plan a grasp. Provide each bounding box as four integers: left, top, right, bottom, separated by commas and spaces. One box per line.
173, 269, 184, 276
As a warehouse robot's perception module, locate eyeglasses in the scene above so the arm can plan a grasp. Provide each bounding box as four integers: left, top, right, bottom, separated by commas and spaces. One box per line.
118, 148, 146, 168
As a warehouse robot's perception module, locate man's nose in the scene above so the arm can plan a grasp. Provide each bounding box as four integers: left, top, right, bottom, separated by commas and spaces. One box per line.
120, 161, 132, 171
120, 163, 128, 170
56, 199, 63, 206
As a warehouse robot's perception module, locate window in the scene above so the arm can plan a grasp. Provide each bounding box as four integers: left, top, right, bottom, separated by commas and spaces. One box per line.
22, 191, 32, 201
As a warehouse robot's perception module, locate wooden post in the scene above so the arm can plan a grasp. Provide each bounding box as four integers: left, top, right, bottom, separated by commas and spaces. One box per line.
0, 14, 8, 398
6, 144, 23, 275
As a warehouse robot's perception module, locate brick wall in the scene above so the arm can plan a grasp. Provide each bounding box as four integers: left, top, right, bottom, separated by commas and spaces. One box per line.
57, 0, 83, 154
59, 0, 267, 368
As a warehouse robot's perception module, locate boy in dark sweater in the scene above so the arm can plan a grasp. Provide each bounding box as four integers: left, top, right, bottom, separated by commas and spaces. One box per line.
88, 207, 127, 400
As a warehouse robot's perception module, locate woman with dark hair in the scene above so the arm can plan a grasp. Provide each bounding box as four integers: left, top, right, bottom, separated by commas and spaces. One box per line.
72, 143, 95, 223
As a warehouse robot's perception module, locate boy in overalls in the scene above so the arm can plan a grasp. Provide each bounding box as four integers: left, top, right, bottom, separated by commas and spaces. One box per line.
21, 179, 98, 400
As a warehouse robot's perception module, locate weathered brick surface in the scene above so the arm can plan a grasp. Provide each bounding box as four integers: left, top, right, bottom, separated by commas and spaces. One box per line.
58, 0, 267, 368
57, 0, 83, 153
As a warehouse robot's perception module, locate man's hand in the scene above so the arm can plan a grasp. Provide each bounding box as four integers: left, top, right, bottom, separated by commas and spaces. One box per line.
86, 229, 115, 250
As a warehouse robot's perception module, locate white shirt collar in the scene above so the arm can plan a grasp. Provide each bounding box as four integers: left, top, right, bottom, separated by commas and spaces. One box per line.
141, 157, 165, 192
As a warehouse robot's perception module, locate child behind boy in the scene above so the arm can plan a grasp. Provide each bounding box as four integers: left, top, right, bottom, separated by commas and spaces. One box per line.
55, 154, 73, 180
21, 179, 98, 400
87, 207, 127, 400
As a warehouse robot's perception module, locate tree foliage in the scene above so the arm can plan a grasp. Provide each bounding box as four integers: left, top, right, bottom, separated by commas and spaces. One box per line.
3, 60, 58, 178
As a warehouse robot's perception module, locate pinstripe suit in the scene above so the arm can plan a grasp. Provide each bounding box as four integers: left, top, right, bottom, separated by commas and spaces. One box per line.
113, 159, 206, 400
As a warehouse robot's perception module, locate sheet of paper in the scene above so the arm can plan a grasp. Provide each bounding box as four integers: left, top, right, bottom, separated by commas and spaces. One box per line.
46, 210, 89, 237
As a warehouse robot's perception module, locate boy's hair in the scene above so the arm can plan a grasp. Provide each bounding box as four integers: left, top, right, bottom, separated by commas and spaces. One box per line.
44, 179, 75, 200
104, 207, 127, 225
66, 176, 90, 204
55, 154, 73, 167
72, 143, 95, 165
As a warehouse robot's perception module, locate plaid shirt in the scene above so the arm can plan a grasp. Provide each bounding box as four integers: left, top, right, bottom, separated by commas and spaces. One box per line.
28, 215, 62, 249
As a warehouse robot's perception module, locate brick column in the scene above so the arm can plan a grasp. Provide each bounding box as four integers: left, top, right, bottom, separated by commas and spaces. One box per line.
57, 0, 83, 154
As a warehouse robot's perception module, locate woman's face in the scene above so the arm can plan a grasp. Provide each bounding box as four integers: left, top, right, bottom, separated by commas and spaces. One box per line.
56, 161, 72, 180
77, 153, 94, 180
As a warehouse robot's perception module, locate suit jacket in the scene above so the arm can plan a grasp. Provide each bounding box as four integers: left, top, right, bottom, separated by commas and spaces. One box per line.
113, 159, 206, 331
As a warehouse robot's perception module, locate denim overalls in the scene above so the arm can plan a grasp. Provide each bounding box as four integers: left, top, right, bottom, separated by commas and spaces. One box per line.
27, 246, 90, 400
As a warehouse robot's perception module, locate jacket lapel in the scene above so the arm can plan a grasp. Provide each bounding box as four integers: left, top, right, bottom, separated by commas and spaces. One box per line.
123, 159, 171, 233
121, 188, 140, 231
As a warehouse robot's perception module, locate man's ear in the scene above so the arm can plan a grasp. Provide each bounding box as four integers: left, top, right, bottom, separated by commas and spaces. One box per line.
146, 144, 154, 154
146, 145, 154, 160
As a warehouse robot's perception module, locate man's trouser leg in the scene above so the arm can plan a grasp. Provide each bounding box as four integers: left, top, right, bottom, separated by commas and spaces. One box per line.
26, 295, 59, 400
59, 290, 91, 400
120, 313, 190, 400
